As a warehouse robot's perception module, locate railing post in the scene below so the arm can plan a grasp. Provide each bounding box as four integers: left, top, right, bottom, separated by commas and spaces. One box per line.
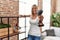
1, 17, 2, 24
17, 17, 19, 40
8, 17, 9, 40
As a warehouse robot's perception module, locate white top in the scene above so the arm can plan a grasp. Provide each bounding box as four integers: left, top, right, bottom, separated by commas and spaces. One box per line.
28, 16, 41, 36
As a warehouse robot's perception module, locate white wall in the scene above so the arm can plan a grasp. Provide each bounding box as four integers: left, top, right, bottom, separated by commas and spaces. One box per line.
19, 0, 38, 15
42, 0, 51, 31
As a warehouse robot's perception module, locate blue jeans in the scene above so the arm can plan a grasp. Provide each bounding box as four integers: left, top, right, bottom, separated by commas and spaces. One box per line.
28, 34, 41, 40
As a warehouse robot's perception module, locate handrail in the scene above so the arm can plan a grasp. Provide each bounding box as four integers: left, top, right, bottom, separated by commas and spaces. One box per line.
0, 15, 30, 18
0, 15, 30, 40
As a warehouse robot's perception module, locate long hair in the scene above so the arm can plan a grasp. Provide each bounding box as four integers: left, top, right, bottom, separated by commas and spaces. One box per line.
31, 4, 37, 16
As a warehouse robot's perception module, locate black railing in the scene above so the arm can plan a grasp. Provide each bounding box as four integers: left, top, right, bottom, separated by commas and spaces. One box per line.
0, 16, 19, 40
0, 15, 30, 40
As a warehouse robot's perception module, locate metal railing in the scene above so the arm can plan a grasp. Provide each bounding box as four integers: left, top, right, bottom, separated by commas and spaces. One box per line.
0, 15, 30, 40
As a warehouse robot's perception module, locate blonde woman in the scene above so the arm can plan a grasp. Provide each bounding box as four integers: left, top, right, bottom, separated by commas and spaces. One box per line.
28, 4, 44, 40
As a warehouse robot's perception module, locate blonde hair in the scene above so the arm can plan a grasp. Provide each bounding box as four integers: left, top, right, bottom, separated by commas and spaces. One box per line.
32, 4, 37, 15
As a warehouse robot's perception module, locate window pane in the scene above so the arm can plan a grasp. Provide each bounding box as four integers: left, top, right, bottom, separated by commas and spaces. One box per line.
19, 18, 25, 32
19, 18, 25, 27
42, 0, 51, 31
26, 17, 30, 37
19, 0, 38, 15
19, 18, 30, 35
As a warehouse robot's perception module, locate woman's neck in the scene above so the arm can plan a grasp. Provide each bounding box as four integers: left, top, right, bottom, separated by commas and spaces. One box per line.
32, 13, 37, 17
32, 14, 37, 19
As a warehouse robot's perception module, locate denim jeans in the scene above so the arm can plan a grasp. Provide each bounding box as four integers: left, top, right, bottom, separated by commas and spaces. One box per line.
28, 34, 41, 40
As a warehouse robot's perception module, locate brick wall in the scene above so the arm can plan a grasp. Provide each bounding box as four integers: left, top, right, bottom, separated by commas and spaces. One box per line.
0, 0, 19, 16
0, 0, 19, 40
0, 0, 19, 27
51, 0, 56, 13
38, 0, 42, 10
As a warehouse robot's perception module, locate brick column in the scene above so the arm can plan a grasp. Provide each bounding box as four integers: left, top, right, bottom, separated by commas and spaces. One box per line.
50, 0, 57, 26
38, 0, 42, 10
51, 0, 57, 14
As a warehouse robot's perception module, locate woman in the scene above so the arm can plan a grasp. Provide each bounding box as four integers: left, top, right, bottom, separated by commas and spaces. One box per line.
28, 4, 43, 40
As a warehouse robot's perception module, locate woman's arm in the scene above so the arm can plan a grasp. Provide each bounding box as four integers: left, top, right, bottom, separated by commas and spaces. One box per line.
40, 27, 42, 33
39, 15, 44, 21
38, 15, 44, 33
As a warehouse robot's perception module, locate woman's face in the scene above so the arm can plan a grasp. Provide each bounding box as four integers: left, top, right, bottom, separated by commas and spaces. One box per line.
32, 6, 37, 15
